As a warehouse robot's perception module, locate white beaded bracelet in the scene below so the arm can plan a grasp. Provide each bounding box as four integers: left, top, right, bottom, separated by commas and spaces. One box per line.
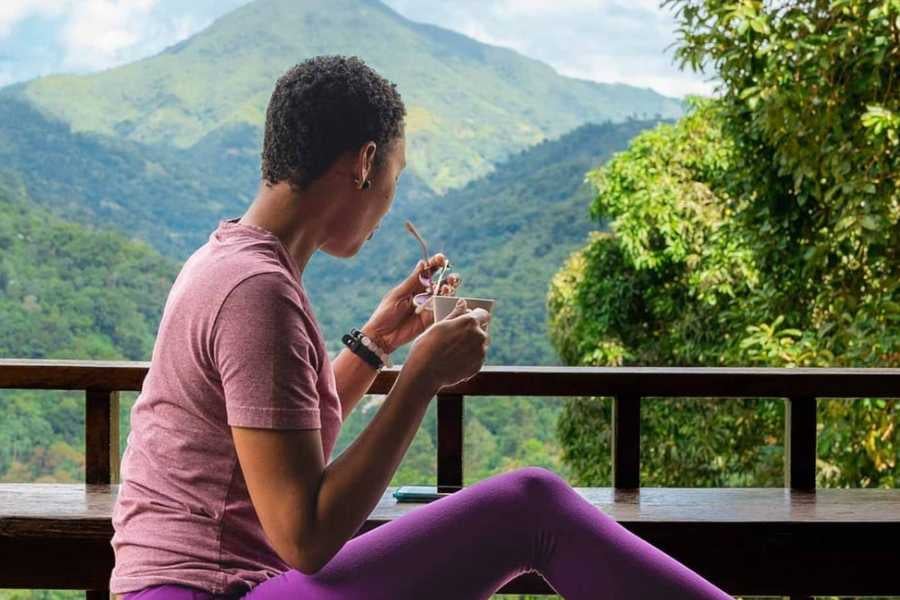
359, 332, 393, 368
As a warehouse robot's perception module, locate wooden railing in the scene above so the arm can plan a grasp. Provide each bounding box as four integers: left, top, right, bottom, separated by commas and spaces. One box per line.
1, 360, 899, 598
4, 360, 895, 490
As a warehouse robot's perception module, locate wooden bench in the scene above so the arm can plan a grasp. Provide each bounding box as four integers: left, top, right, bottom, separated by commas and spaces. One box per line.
1, 360, 899, 597
2, 483, 899, 596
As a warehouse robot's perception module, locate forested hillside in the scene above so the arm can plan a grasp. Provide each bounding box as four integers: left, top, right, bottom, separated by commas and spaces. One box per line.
0, 180, 177, 482
0, 98, 248, 257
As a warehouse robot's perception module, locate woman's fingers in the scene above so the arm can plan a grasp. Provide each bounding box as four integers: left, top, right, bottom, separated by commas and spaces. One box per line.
426, 253, 447, 269
397, 254, 446, 296
439, 277, 461, 295
444, 273, 461, 293
420, 256, 452, 288
421, 253, 462, 298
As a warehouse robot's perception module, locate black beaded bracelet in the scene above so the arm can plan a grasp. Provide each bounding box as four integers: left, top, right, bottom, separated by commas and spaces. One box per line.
341, 329, 384, 371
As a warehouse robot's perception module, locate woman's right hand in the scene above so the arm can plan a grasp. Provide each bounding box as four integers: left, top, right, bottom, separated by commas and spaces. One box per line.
406, 299, 491, 391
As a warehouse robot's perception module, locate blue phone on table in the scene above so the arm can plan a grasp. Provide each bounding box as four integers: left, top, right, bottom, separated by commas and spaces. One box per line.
393, 485, 460, 503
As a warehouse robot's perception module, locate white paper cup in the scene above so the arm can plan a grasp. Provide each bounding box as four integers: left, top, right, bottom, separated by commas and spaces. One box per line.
433, 295, 496, 324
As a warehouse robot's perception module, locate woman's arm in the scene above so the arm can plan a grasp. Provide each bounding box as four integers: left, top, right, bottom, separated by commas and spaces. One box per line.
231, 306, 490, 574
332, 325, 394, 421
232, 359, 437, 575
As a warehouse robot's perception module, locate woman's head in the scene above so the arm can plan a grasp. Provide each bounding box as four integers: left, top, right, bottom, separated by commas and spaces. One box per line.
260, 55, 407, 256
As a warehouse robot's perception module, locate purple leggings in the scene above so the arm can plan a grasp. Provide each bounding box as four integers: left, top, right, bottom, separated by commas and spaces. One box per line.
123, 466, 732, 599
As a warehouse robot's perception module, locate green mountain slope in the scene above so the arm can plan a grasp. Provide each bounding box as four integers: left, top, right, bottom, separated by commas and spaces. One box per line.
6, 0, 682, 192
0, 180, 178, 484
0, 177, 178, 361
0, 98, 247, 256
0, 96, 434, 258
0, 102, 657, 367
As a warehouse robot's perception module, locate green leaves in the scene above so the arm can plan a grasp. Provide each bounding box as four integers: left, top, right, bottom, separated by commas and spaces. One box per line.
0, 188, 177, 362
550, 0, 898, 489
862, 104, 900, 145
0, 187, 176, 483
740, 316, 834, 367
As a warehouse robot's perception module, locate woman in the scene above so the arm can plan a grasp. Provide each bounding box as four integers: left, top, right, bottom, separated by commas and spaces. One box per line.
110, 55, 733, 600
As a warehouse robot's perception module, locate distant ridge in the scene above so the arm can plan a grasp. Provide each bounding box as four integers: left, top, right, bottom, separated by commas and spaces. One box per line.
5, 0, 682, 192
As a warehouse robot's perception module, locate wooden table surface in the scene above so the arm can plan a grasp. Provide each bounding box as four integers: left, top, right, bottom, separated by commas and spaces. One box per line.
2, 483, 898, 538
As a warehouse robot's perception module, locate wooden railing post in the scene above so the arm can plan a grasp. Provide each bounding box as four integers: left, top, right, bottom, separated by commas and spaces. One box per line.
86, 389, 120, 485
785, 396, 817, 491
612, 394, 641, 489
437, 393, 464, 493
85, 388, 120, 600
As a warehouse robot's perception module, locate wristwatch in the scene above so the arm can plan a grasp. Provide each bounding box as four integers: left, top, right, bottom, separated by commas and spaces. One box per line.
341, 328, 392, 370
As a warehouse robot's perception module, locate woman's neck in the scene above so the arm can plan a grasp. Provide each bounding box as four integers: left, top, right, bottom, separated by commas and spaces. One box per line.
239, 181, 326, 277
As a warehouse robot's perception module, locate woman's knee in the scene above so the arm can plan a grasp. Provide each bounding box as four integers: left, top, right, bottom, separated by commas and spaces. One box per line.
463, 466, 573, 519
505, 466, 572, 502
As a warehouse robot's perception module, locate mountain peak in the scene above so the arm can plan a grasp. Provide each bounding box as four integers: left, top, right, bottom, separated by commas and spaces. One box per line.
11, 0, 681, 192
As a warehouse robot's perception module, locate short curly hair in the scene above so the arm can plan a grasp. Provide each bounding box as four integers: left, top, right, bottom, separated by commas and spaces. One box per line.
261, 55, 406, 190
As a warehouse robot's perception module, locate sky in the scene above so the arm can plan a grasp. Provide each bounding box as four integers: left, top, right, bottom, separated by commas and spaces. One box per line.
0, 0, 715, 98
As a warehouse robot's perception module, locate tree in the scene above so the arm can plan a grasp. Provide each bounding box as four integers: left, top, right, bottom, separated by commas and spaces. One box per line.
548, 0, 899, 488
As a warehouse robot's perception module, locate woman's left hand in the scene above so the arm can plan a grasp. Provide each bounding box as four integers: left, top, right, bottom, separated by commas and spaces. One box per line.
362, 253, 461, 354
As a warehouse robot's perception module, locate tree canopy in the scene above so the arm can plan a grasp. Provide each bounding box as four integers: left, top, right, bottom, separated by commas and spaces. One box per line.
549, 0, 899, 488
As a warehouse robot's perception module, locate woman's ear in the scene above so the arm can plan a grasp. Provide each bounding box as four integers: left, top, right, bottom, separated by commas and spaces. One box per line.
357, 141, 377, 185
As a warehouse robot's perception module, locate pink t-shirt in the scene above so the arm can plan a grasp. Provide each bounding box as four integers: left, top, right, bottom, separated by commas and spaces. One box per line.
110, 218, 343, 595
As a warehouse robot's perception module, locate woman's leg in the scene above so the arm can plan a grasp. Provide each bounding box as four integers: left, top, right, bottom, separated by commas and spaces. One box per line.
242, 466, 733, 600
122, 585, 227, 600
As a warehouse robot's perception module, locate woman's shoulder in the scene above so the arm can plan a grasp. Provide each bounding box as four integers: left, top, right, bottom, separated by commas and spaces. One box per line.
225, 269, 302, 307
174, 239, 299, 308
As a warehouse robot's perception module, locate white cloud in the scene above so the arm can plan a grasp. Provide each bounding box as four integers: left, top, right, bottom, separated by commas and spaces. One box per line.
0, 0, 68, 37
1, 0, 219, 77
494, 0, 603, 16
456, 20, 529, 55
384, 0, 712, 98
60, 0, 188, 70
558, 62, 716, 98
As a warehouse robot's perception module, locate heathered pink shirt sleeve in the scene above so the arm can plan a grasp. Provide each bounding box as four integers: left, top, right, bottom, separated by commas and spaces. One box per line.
214, 272, 322, 430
